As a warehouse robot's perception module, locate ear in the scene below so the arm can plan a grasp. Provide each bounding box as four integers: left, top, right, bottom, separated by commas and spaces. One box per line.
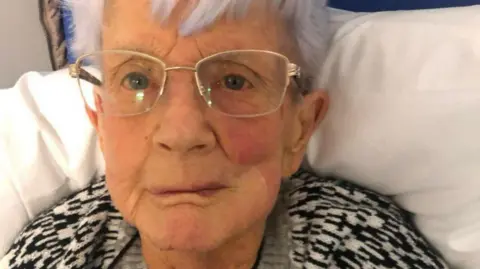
292, 89, 329, 152
85, 94, 105, 152
85, 104, 99, 131
283, 89, 329, 176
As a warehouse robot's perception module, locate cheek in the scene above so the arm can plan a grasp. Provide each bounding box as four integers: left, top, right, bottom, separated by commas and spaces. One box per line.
100, 117, 150, 175
219, 118, 284, 166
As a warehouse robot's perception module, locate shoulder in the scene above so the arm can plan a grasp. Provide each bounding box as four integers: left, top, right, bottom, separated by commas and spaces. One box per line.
286, 169, 448, 269
5, 178, 117, 268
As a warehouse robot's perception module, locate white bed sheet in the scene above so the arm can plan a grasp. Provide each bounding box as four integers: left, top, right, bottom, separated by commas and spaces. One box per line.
0, 69, 104, 259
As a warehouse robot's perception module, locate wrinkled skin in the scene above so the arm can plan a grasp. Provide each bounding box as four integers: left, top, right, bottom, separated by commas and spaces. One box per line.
86, 0, 329, 268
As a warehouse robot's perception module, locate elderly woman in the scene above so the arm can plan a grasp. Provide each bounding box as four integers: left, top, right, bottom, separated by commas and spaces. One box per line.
5, 0, 448, 268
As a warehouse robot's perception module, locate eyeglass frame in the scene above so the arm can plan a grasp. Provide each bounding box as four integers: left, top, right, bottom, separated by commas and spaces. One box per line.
68, 49, 310, 118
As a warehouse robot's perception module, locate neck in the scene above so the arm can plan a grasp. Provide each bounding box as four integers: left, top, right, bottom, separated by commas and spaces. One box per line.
141, 221, 265, 269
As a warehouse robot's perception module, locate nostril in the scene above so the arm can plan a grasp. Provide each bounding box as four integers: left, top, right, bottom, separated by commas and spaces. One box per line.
159, 143, 172, 151
192, 144, 207, 151
158, 143, 207, 152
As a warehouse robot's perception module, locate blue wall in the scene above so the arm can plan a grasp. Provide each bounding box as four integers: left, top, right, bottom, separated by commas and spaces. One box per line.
329, 0, 480, 12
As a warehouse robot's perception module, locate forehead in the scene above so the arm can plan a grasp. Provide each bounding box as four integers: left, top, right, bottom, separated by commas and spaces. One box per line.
103, 0, 293, 59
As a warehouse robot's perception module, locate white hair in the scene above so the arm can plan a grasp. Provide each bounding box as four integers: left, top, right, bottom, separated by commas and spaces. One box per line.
63, 0, 330, 82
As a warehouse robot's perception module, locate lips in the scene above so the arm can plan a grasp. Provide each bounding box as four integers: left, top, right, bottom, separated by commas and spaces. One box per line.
148, 182, 228, 197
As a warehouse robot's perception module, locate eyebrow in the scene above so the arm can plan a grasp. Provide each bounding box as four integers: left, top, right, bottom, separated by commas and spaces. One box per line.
113, 46, 161, 56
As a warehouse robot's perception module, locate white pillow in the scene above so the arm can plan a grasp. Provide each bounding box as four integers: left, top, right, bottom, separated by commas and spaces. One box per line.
307, 6, 480, 269
0, 69, 103, 258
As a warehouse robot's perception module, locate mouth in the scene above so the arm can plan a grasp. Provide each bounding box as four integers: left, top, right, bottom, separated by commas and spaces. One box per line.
148, 183, 228, 198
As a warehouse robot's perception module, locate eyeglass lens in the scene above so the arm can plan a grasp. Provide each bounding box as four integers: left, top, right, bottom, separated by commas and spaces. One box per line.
78, 50, 289, 116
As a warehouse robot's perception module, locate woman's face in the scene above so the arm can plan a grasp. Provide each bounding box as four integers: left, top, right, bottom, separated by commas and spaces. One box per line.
89, 0, 327, 251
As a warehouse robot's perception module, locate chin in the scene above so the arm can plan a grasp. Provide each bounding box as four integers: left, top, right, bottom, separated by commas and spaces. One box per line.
139, 205, 230, 251
151, 231, 223, 251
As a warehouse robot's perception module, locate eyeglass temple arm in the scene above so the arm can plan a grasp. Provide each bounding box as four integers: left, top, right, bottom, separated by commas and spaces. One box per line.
288, 63, 311, 95
68, 64, 103, 86
68, 62, 308, 93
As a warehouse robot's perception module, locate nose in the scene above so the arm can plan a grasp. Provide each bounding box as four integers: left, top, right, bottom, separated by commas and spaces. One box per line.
151, 72, 216, 155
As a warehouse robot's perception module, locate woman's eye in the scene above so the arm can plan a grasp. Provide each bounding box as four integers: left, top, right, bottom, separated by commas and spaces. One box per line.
121, 72, 150, 90
221, 74, 252, 91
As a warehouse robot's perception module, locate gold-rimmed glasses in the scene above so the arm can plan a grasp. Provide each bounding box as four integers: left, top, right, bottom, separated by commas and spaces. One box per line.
69, 49, 304, 118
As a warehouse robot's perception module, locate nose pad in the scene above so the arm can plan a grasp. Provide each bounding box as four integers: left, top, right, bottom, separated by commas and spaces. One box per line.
199, 85, 213, 107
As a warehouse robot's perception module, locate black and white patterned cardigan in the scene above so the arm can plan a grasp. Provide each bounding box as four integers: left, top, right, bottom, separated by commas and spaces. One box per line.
5, 169, 449, 269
